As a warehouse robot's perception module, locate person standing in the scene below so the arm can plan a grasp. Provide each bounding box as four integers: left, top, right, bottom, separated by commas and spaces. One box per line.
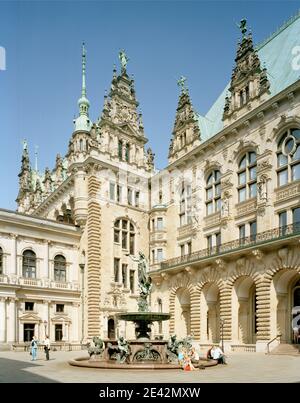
30, 336, 38, 361
44, 335, 50, 360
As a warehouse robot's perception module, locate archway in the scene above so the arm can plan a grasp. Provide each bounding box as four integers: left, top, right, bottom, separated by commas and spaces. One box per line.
232, 276, 256, 344
174, 288, 190, 338
108, 318, 115, 340
200, 283, 220, 343
271, 270, 300, 343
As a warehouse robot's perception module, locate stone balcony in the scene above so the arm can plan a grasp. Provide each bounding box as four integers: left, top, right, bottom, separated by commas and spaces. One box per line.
0, 276, 80, 291
152, 222, 300, 272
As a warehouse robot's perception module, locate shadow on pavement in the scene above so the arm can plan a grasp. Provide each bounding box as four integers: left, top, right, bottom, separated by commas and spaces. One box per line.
0, 357, 59, 383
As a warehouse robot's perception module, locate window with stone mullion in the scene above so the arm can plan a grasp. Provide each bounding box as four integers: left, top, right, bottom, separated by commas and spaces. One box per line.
277, 129, 300, 186
237, 152, 256, 202
22, 251, 36, 279
205, 171, 221, 215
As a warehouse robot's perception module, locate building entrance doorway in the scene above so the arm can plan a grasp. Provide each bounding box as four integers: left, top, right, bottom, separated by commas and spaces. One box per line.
24, 323, 35, 342
108, 318, 115, 339
292, 281, 300, 344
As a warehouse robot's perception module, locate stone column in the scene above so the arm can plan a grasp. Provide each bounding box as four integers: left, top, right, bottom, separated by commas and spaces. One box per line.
256, 278, 271, 352
72, 303, 79, 342
10, 234, 18, 278
45, 241, 50, 280
0, 297, 6, 343
219, 283, 233, 350
7, 298, 16, 343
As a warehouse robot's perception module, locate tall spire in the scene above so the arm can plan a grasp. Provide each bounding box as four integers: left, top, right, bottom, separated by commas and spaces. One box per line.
16, 139, 33, 206
168, 77, 200, 163
223, 18, 270, 121
80, 42, 87, 107
73, 42, 91, 131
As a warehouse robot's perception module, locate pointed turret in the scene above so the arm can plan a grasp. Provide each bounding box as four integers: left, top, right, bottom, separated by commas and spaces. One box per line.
168, 76, 200, 163
98, 51, 151, 170
73, 42, 92, 132
223, 19, 270, 123
16, 140, 33, 209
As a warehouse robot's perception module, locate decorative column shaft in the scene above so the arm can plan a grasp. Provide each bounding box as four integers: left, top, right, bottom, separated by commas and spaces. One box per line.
87, 174, 102, 337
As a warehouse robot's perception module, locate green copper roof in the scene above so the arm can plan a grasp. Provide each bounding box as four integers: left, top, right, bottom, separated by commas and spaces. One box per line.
197, 12, 300, 142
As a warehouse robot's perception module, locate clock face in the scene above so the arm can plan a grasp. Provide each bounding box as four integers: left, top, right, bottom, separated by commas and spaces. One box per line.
282, 134, 297, 156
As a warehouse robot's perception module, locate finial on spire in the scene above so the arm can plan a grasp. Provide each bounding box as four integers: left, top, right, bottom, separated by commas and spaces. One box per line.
119, 49, 129, 73
34, 145, 39, 171
74, 42, 91, 131
81, 41, 87, 98
177, 75, 187, 93
22, 139, 28, 151
239, 18, 247, 37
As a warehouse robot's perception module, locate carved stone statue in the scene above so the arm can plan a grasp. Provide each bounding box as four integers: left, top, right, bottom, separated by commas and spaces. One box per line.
258, 176, 267, 201
119, 50, 129, 72
128, 252, 152, 312
221, 196, 229, 218
147, 147, 155, 167
87, 336, 104, 358
166, 335, 181, 363
116, 336, 131, 363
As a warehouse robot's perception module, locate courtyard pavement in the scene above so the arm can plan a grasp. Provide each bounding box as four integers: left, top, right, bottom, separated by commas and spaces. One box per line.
0, 350, 299, 383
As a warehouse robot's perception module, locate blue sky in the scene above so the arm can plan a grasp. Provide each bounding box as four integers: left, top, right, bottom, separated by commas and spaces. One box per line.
0, 0, 299, 210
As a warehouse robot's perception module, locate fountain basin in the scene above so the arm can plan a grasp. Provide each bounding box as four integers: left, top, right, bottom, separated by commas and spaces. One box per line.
117, 312, 170, 322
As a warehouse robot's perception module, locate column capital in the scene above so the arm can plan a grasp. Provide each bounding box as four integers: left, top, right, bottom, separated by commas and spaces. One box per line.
10, 233, 19, 240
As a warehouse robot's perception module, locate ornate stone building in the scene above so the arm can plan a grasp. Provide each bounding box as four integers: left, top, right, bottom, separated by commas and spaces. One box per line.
1, 15, 300, 352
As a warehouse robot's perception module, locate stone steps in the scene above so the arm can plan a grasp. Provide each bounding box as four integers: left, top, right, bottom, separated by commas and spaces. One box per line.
269, 343, 300, 356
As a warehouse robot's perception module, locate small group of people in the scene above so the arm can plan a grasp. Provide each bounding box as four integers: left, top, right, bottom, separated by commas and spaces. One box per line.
207, 345, 227, 364
178, 346, 199, 371
177, 344, 227, 370
30, 335, 51, 361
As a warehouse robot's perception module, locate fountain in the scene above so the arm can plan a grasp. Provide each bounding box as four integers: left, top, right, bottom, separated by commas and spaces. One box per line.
69, 252, 217, 369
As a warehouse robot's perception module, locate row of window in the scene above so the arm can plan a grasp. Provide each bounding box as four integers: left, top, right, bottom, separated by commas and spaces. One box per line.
113, 219, 135, 254
0, 250, 67, 281
23, 323, 64, 342
110, 182, 140, 207
24, 302, 64, 313
113, 258, 135, 292
203, 129, 300, 218
118, 140, 130, 162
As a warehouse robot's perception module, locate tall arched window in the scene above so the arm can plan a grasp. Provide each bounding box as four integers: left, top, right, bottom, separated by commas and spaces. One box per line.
0, 247, 3, 275
277, 128, 300, 187
237, 152, 257, 202
22, 250, 36, 279
114, 219, 135, 255
205, 170, 221, 215
54, 255, 66, 282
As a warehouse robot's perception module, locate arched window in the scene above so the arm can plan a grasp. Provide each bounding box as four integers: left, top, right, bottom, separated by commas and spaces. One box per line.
54, 255, 66, 282
0, 247, 3, 275
205, 170, 221, 215
277, 128, 300, 187
237, 152, 257, 202
114, 219, 135, 255
79, 139, 83, 151
22, 250, 36, 279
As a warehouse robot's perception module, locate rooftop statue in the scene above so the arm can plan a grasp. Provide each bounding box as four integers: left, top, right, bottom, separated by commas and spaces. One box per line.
239, 18, 247, 37
22, 139, 28, 151
177, 75, 187, 93
119, 49, 129, 72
